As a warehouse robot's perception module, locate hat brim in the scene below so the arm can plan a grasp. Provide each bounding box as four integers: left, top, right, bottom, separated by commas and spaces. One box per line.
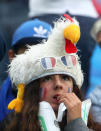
27, 71, 77, 86
12, 37, 47, 47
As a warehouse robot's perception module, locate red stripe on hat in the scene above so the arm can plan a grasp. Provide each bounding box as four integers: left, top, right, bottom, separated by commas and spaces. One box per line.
50, 57, 56, 67
71, 55, 76, 66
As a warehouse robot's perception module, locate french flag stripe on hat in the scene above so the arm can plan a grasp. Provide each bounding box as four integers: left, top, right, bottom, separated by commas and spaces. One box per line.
41, 58, 47, 69
71, 55, 76, 66
61, 56, 67, 66
46, 57, 52, 69
67, 56, 73, 66
41, 57, 56, 69
61, 56, 73, 66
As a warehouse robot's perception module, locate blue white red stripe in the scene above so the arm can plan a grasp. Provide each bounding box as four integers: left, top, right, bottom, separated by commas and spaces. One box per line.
61, 55, 76, 67
41, 57, 56, 70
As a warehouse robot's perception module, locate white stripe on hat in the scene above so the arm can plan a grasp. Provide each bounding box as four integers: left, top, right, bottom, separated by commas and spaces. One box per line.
45, 57, 52, 69
66, 56, 73, 67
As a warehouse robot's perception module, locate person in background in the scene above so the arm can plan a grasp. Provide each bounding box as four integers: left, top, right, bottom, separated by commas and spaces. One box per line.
0, 0, 29, 86
4, 15, 101, 131
86, 18, 101, 124
0, 30, 7, 87
0, 31, 6, 62
0, 19, 52, 124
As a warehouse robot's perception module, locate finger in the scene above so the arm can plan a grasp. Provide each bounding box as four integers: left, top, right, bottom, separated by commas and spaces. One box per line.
71, 93, 81, 104
59, 97, 73, 109
59, 93, 74, 103
59, 93, 81, 109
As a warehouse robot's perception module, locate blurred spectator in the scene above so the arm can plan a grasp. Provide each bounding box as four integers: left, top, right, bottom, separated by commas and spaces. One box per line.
0, 31, 6, 62
0, 19, 52, 126
0, 0, 29, 86
0, 30, 8, 86
86, 18, 101, 124
0, 0, 28, 47
90, 18, 101, 47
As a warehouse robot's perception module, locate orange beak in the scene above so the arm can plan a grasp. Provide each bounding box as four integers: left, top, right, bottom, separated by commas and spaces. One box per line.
64, 24, 80, 43
64, 24, 80, 53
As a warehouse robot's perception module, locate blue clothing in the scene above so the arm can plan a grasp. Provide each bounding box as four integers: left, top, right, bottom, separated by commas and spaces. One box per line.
86, 44, 101, 124
88, 86, 101, 124
0, 77, 15, 122
86, 44, 101, 97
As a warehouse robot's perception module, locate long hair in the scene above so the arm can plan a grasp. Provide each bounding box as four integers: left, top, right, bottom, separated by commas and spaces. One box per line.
60, 78, 101, 131
5, 79, 41, 131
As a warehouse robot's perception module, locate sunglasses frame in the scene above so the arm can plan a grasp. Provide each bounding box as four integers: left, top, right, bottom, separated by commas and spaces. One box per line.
40, 55, 77, 70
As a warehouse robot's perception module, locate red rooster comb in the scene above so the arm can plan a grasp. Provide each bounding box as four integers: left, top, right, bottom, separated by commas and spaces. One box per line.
64, 14, 74, 22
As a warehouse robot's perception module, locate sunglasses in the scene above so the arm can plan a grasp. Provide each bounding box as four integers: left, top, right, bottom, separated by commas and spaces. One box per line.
40, 55, 77, 70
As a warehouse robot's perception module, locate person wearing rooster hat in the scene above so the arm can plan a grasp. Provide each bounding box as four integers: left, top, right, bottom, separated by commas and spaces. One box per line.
4, 15, 101, 131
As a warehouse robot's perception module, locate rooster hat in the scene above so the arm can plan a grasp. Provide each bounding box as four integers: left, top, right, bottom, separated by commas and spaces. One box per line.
8, 14, 84, 112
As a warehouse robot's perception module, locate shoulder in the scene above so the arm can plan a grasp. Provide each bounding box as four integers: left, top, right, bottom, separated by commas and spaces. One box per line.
64, 118, 93, 131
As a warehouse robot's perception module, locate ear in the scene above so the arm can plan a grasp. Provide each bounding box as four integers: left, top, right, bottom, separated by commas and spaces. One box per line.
8, 49, 15, 62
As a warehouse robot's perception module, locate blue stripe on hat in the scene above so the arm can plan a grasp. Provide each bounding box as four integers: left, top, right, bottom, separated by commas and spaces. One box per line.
41, 58, 47, 69
61, 56, 67, 66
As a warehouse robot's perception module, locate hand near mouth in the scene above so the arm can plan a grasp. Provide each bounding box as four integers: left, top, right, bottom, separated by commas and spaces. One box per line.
57, 92, 82, 123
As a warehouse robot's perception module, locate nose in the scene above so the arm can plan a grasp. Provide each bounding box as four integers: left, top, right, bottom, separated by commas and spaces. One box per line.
53, 77, 63, 90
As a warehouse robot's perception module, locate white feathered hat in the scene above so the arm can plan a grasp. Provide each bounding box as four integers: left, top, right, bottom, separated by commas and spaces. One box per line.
8, 14, 84, 112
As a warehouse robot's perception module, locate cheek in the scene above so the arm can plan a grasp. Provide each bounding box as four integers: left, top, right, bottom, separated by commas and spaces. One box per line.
63, 87, 73, 93
63, 82, 73, 93
40, 81, 54, 91
40, 83, 52, 91
40, 83, 53, 100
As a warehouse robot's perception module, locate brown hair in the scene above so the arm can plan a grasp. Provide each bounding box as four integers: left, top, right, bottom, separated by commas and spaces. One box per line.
5, 79, 41, 131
